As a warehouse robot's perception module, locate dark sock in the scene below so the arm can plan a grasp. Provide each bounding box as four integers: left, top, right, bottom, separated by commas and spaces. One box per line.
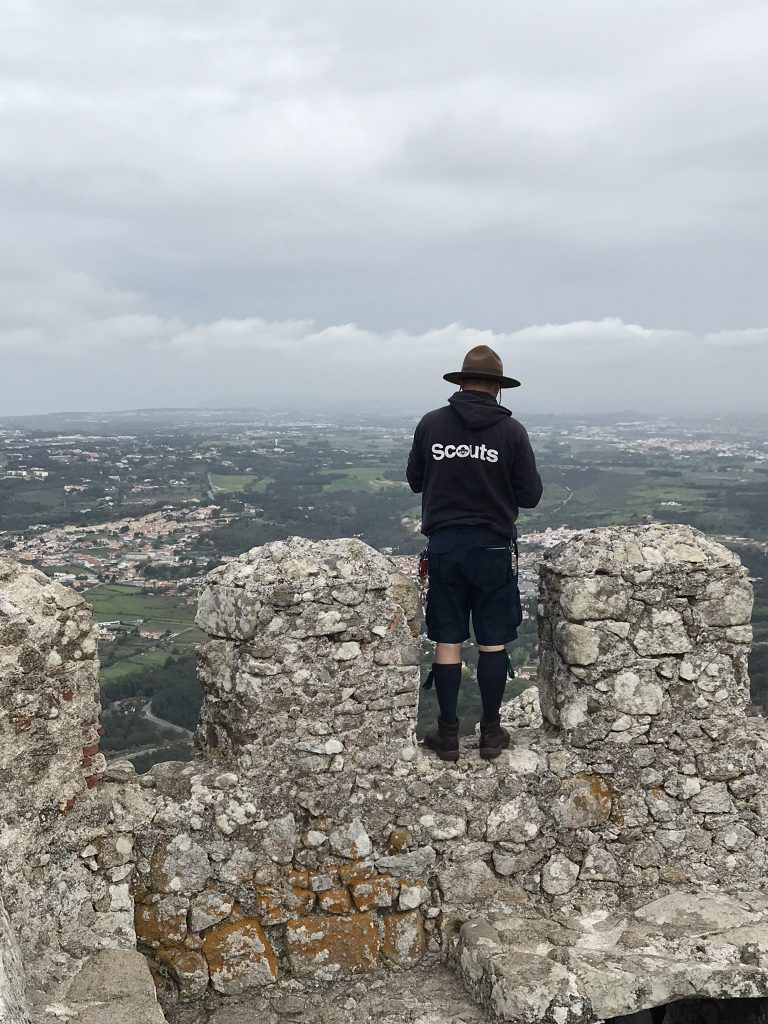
431, 662, 462, 723
477, 650, 508, 722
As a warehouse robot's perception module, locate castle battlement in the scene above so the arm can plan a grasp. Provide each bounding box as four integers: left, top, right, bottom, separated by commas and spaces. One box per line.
2, 525, 767, 1024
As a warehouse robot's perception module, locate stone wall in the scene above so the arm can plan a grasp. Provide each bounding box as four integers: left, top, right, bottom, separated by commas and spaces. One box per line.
0, 557, 158, 1020
0, 895, 28, 1024
532, 524, 762, 893
2, 526, 768, 1024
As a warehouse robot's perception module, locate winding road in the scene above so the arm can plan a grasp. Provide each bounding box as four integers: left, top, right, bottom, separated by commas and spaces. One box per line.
141, 700, 193, 737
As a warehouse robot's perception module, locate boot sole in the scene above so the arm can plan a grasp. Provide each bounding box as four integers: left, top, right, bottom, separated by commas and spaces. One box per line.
479, 747, 505, 760
423, 741, 460, 762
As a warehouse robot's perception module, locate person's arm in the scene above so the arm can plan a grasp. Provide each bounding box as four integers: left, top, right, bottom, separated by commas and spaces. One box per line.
406, 423, 425, 493
510, 424, 543, 508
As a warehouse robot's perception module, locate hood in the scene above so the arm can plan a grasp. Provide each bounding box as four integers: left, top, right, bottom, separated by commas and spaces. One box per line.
448, 391, 512, 430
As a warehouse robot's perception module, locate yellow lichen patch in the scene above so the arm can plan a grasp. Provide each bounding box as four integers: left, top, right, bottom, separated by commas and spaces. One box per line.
554, 774, 613, 828
285, 914, 380, 979
337, 861, 375, 886
382, 911, 426, 968
286, 885, 316, 916
318, 886, 353, 914
156, 948, 209, 998
350, 876, 395, 912
202, 918, 279, 994
135, 897, 188, 949
287, 868, 309, 889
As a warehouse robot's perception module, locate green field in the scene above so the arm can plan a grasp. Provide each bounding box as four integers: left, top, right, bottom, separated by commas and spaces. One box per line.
210, 473, 273, 494
319, 467, 408, 493
521, 462, 768, 540
100, 647, 177, 683
85, 584, 203, 638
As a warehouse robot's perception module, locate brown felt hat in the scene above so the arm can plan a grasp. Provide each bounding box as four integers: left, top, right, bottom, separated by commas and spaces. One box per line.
443, 344, 521, 389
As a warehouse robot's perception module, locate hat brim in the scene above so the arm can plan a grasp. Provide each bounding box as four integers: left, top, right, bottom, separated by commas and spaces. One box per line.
443, 371, 521, 388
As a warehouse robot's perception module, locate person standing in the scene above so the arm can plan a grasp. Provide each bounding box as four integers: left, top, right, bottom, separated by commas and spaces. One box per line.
406, 345, 543, 761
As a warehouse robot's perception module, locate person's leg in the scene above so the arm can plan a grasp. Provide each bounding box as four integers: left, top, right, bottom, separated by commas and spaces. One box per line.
476, 644, 508, 723
430, 644, 462, 724
423, 554, 469, 761
471, 546, 519, 758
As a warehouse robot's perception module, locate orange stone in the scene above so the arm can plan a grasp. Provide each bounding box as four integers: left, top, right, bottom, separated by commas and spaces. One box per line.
285, 914, 380, 979
318, 886, 353, 914
135, 897, 187, 949
382, 911, 426, 968
337, 862, 375, 886
350, 876, 395, 912
156, 948, 209, 998
288, 868, 309, 888
202, 918, 279, 993
287, 886, 315, 916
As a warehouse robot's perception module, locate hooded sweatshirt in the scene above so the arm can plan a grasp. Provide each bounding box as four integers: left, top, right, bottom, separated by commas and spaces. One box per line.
406, 391, 543, 539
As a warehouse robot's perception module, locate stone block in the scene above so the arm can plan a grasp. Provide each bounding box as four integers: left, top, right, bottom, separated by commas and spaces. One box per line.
202, 918, 279, 993
263, 813, 298, 864
188, 888, 234, 933
134, 897, 187, 949
329, 818, 372, 858
157, 948, 210, 998
696, 577, 754, 627
350, 876, 395, 911
559, 577, 630, 622
555, 623, 600, 665
318, 886, 353, 914
690, 783, 733, 814
613, 670, 664, 716
398, 881, 430, 911
285, 914, 380, 979
148, 835, 211, 895
381, 910, 426, 967
541, 854, 579, 895
633, 609, 691, 656
553, 775, 612, 828
65, 950, 167, 1024
195, 585, 262, 640
486, 795, 545, 844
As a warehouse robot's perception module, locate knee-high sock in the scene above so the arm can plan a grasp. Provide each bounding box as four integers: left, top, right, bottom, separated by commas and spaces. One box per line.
430, 662, 462, 723
477, 649, 508, 722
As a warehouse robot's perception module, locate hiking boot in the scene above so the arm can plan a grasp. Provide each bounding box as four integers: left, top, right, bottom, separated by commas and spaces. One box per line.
423, 717, 460, 762
479, 716, 510, 760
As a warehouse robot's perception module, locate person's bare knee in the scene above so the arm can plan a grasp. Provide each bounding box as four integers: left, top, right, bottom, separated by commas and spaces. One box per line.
478, 644, 505, 653
435, 642, 462, 664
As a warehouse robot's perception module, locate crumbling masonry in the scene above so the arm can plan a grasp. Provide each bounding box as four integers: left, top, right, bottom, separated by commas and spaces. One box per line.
2, 525, 768, 1024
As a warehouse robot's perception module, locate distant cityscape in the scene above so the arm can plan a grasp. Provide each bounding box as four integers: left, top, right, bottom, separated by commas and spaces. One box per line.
1, 408, 766, 766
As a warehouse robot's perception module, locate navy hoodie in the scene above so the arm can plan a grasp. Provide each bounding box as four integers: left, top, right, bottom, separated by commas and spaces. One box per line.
406, 391, 543, 539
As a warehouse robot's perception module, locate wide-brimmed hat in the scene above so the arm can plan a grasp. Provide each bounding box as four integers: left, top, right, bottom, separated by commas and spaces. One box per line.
443, 345, 521, 389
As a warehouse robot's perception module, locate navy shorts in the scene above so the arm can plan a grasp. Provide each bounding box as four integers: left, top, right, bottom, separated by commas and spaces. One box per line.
425, 545, 522, 646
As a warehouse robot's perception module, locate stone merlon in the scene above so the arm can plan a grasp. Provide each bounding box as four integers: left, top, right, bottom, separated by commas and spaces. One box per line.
1, 525, 767, 1024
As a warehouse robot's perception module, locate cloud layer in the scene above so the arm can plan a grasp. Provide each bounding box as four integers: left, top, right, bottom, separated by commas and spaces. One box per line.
2, 2, 768, 413
0, 260, 765, 415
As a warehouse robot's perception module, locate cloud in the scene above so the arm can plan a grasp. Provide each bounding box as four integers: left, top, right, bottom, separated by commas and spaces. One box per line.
3, 0, 768, 335
0, 257, 766, 415
2, 2, 768, 413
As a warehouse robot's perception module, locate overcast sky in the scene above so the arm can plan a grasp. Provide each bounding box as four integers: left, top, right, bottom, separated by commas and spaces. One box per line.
2, 0, 768, 416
